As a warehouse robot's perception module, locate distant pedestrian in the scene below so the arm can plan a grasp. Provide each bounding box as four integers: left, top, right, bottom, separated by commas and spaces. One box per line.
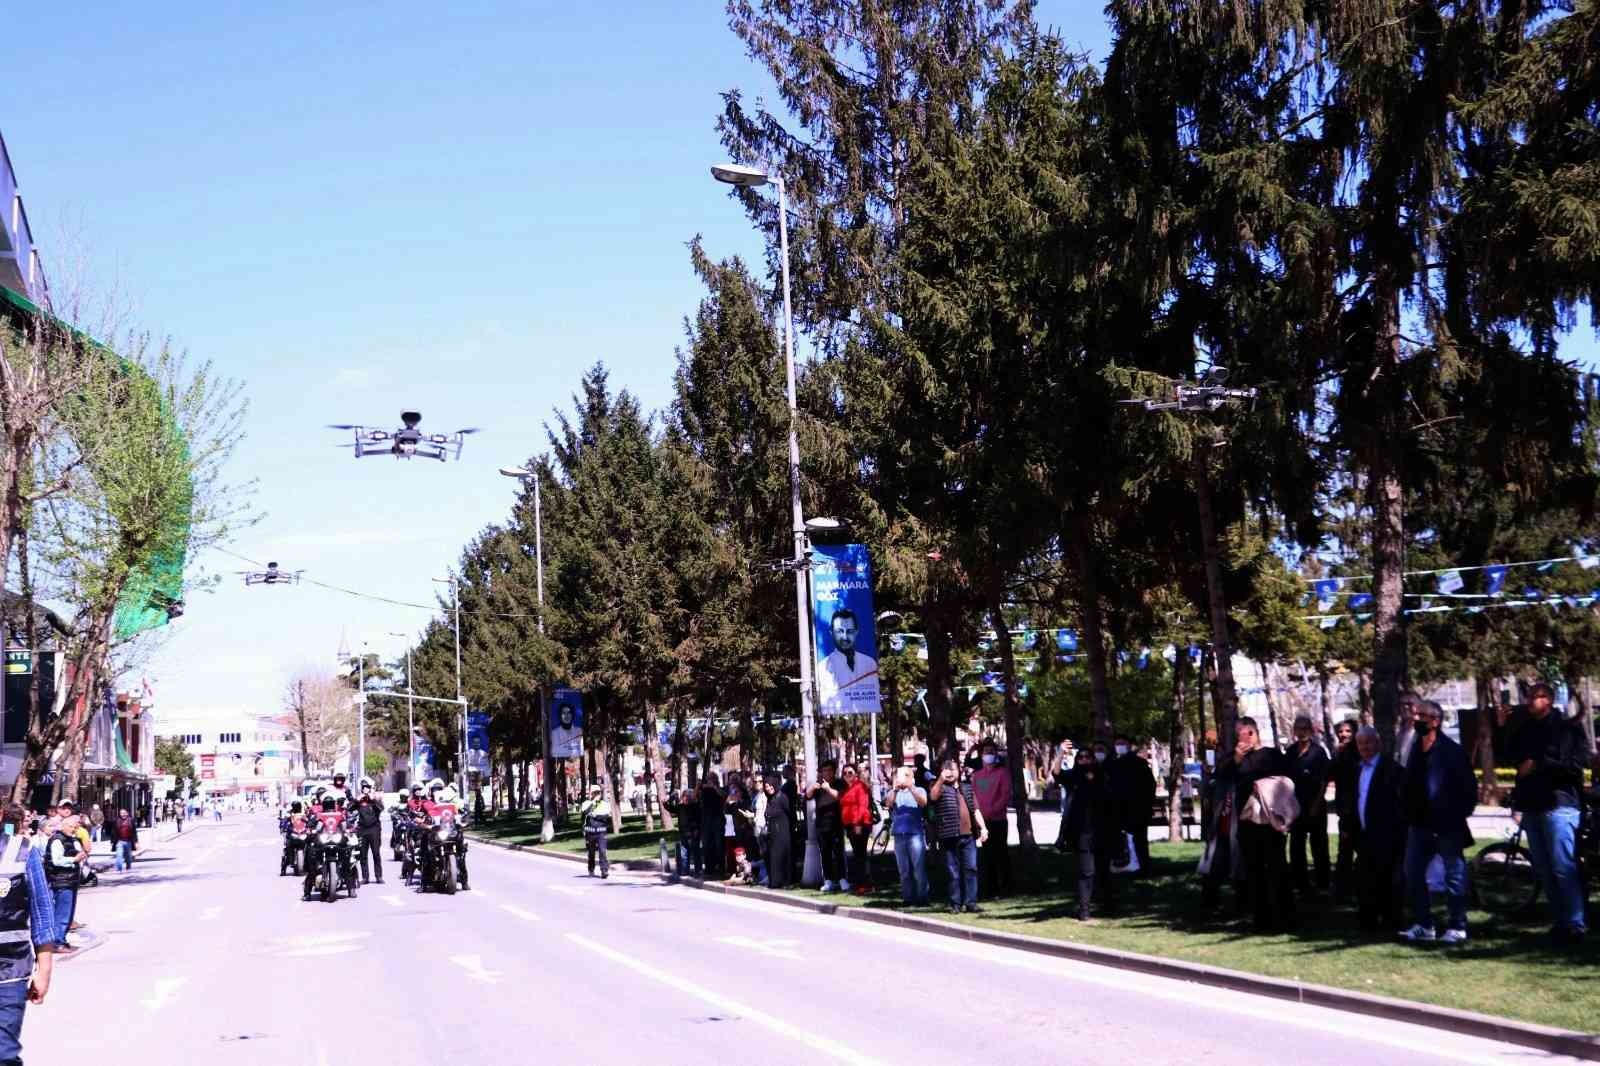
807, 761, 848, 892
1497, 682, 1593, 944
666, 789, 701, 877
1400, 700, 1475, 944
697, 773, 726, 881
887, 767, 929, 905
354, 781, 385, 885
87, 805, 104, 844
929, 757, 988, 914
111, 809, 138, 872
1220, 718, 1294, 931
1287, 716, 1331, 894
43, 817, 82, 953
838, 765, 874, 893
0, 803, 57, 1066
971, 741, 1012, 897
1065, 741, 1118, 920
761, 776, 792, 890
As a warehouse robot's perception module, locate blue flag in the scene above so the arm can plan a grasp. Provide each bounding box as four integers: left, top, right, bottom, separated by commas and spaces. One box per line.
1437, 570, 1464, 595
1485, 565, 1508, 596
1055, 629, 1078, 652
1314, 579, 1338, 610
1349, 593, 1374, 609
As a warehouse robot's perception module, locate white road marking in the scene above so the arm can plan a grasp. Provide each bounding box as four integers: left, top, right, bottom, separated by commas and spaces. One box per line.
267, 931, 372, 958
716, 935, 802, 960
380, 895, 405, 908
449, 954, 502, 984
499, 903, 539, 922
569, 933, 886, 1066
141, 977, 186, 1011
547, 884, 583, 897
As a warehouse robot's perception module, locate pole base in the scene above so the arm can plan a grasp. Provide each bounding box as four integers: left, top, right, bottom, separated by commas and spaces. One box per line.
801, 840, 823, 887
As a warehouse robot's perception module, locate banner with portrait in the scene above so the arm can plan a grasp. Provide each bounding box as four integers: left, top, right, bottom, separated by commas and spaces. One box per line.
466, 710, 491, 778
810, 543, 882, 716
549, 689, 585, 759
413, 737, 435, 784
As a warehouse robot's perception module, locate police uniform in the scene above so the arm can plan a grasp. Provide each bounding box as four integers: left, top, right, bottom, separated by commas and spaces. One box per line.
580, 793, 611, 878
0, 833, 55, 1063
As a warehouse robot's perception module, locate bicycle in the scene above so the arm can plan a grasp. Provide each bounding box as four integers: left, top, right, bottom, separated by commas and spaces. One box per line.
870, 815, 893, 857
1472, 792, 1596, 918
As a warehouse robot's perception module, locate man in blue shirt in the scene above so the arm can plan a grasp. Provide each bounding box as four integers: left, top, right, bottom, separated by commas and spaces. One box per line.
0, 802, 57, 1066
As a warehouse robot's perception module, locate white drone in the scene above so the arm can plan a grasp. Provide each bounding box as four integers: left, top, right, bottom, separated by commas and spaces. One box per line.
1119, 367, 1258, 413
241, 561, 303, 587
329, 411, 480, 462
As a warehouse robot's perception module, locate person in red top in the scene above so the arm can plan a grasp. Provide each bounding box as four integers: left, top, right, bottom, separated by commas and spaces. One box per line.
838, 764, 876, 894
971, 740, 1013, 898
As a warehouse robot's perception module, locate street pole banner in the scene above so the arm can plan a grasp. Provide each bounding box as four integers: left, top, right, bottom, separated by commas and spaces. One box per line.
466, 710, 490, 776
413, 738, 435, 783
811, 543, 882, 716
550, 689, 584, 758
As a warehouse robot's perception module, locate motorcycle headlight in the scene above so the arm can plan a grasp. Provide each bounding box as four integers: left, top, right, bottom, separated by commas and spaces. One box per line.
319, 832, 334, 844
436, 827, 451, 842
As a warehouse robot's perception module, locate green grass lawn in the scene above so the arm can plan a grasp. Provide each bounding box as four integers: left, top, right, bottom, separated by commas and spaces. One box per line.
774, 839, 1597, 1032
470, 810, 667, 865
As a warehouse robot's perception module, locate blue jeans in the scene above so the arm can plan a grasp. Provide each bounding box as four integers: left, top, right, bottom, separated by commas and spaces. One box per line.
678, 836, 701, 877
1404, 826, 1467, 932
0, 976, 29, 1065
1524, 806, 1585, 932
115, 841, 132, 870
941, 835, 978, 907
50, 887, 76, 946
893, 832, 929, 904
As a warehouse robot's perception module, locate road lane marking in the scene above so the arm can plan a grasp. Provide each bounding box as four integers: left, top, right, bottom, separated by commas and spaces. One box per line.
568, 933, 885, 1066
380, 895, 405, 908
142, 977, 186, 1011
716, 935, 801, 960
547, 885, 583, 897
499, 904, 539, 922
449, 954, 502, 983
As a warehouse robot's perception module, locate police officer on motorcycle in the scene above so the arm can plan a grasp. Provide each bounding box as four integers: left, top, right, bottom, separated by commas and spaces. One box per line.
353, 780, 385, 885
303, 796, 349, 901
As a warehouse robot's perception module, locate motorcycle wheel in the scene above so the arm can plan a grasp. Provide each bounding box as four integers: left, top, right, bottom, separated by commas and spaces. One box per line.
321, 860, 335, 903
347, 868, 358, 899
440, 863, 456, 895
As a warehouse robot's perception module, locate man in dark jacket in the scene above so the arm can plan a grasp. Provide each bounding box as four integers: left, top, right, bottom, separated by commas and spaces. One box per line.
353, 781, 385, 884
1400, 700, 1476, 943
1345, 725, 1405, 932
1287, 716, 1332, 894
697, 773, 726, 881
1328, 718, 1359, 901
1226, 718, 1293, 931
1497, 682, 1594, 943
1108, 734, 1155, 875
1065, 741, 1119, 920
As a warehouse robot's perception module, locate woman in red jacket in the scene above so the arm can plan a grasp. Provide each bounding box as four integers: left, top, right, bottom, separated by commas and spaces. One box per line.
839, 765, 876, 894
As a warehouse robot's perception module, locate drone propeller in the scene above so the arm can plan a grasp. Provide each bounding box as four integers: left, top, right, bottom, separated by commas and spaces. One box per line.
455, 428, 482, 435
1116, 398, 1149, 405
328, 423, 363, 431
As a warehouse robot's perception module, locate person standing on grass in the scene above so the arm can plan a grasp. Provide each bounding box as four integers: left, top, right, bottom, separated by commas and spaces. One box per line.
1328, 717, 1359, 902
1399, 700, 1475, 944
1108, 735, 1155, 875
1345, 726, 1405, 933
697, 772, 726, 881
1497, 681, 1593, 945
0, 803, 57, 1066
1222, 718, 1293, 931
807, 761, 848, 893
762, 776, 792, 890
929, 757, 988, 914
1287, 716, 1332, 896
971, 741, 1012, 897
839, 765, 875, 894
1065, 741, 1118, 921
887, 766, 929, 905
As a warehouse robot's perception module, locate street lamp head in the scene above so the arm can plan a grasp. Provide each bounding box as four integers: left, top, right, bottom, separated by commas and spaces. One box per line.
711, 163, 771, 188
803, 516, 843, 531
876, 610, 904, 630
498, 466, 532, 478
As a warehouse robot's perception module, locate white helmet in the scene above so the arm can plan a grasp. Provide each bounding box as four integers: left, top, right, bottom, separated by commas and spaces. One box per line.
427, 778, 445, 793
438, 785, 459, 804
359, 777, 374, 790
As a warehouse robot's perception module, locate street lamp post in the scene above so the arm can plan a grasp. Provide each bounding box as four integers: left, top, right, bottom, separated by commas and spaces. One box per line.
388, 632, 414, 787
500, 465, 556, 843
711, 162, 823, 885
433, 576, 466, 798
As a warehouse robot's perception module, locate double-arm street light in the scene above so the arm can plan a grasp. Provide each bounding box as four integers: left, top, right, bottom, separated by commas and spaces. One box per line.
500, 465, 556, 843
711, 161, 825, 886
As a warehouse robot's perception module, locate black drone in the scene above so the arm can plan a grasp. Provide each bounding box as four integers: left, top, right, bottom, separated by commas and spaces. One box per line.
329, 411, 480, 461
241, 561, 302, 587
1119, 367, 1258, 413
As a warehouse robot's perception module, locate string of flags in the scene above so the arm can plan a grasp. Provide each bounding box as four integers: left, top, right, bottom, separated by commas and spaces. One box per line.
1305, 590, 1600, 629
1306, 550, 1599, 610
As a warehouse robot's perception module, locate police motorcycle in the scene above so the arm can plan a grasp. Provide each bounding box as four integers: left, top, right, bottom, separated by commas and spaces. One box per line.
279, 802, 311, 877
389, 797, 414, 864
302, 798, 360, 903
415, 782, 470, 894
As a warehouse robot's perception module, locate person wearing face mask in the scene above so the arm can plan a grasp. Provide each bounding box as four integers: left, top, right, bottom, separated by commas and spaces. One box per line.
971, 741, 1012, 898
1399, 699, 1475, 943
1065, 742, 1118, 920
1107, 734, 1155, 876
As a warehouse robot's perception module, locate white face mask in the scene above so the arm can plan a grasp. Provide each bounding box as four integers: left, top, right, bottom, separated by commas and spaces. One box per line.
981, 754, 997, 766
1092, 751, 1107, 763
1114, 744, 1129, 757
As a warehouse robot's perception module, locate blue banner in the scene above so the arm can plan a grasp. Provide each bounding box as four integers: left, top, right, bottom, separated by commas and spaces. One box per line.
1485, 565, 1508, 596
413, 737, 436, 784
810, 543, 882, 716
466, 710, 490, 777
549, 689, 585, 758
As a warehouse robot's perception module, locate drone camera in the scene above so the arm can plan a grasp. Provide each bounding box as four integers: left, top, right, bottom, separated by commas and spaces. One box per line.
401, 411, 422, 428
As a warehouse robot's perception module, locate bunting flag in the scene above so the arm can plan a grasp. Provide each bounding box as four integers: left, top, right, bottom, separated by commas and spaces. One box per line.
1524, 587, 1543, 600
1056, 629, 1079, 652
888, 633, 906, 652
1314, 579, 1339, 611
1319, 616, 1339, 629
1581, 555, 1600, 570
1136, 650, 1150, 669
1021, 630, 1039, 650
1437, 570, 1464, 594
1485, 565, 1508, 596
1349, 593, 1374, 609
1537, 561, 1558, 572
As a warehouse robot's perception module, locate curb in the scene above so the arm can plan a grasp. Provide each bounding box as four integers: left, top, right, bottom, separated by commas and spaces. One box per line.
471, 832, 1598, 1061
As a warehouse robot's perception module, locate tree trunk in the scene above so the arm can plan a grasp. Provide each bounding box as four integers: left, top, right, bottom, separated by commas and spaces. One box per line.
1474, 673, 1500, 805
1192, 448, 1240, 754
671, 706, 686, 793
989, 599, 1036, 856
1068, 516, 1114, 740
1367, 277, 1407, 749
600, 740, 621, 833
761, 704, 777, 771
1166, 647, 1187, 843
1575, 678, 1596, 756
1357, 671, 1374, 725
644, 701, 669, 832
738, 703, 755, 773
923, 589, 956, 758
1259, 660, 1282, 749
1317, 668, 1334, 740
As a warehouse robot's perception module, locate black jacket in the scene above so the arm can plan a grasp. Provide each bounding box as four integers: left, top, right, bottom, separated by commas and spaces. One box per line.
1219, 746, 1286, 812
1497, 709, 1592, 812
1108, 753, 1156, 828
1064, 762, 1119, 847
1329, 743, 1360, 820
1344, 754, 1405, 859
354, 796, 383, 831
1399, 731, 1475, 833
1288, 741, 1331, 823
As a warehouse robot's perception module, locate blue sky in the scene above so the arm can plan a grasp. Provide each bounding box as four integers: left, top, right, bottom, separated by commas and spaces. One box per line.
3, 3, 1111, 724
7, 4, 1590, 727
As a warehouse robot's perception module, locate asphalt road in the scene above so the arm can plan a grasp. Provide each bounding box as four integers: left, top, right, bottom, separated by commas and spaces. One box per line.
26, 814, 1586, 1065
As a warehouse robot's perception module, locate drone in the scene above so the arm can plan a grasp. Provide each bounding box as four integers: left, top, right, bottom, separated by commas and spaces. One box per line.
241, 561, 303, 587
1119, 367, 1258, 413
329, 411, 480, 461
